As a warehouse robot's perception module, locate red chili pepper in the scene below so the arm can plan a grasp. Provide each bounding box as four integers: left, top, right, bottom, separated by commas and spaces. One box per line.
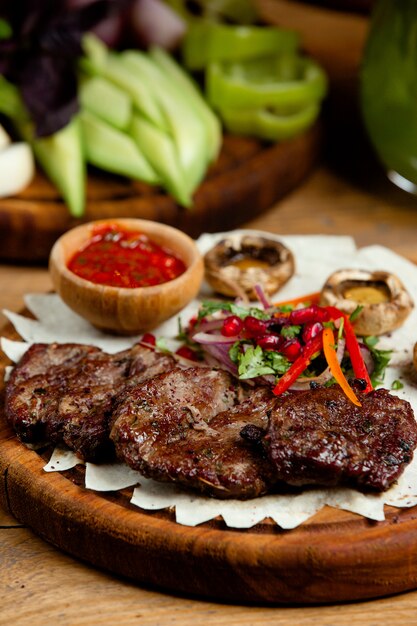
325, 306, 373, 393
273, 331, 323, 396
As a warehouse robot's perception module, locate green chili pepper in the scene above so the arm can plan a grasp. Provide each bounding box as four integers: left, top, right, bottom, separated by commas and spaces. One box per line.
182, 21, 300, 70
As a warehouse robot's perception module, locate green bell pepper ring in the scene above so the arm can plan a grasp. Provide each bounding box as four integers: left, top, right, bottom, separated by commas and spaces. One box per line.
218, 101, 320, 141
182, 21, 300, 70
207, 55, 327, 111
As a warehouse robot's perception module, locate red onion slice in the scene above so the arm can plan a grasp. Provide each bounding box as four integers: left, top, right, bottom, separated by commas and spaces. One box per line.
129, 0, 186, 50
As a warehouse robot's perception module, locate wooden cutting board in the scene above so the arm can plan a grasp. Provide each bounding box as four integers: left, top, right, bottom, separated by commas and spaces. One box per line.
0, 126, 320, 263
2, 321, 417, 604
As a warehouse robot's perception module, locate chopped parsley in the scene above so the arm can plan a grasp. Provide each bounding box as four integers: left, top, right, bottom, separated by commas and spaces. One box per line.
363, 336, 393, 387
280, 324, 301, 339
155, 337, 171, 353
349, 305, 364, 322
391, 379, 404, 390
229, 342, 290, 380
197, 300, 269, 321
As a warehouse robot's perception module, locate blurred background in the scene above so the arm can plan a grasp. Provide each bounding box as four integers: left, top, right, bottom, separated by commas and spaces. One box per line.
1, 0, 416, 262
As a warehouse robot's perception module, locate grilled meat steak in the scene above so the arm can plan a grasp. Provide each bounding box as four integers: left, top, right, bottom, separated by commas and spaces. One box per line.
6, 343, 105, 442
5, 342, 175, 461
6, 341, 417, 499
111, 367, 277, 498
263, 385, 417, 491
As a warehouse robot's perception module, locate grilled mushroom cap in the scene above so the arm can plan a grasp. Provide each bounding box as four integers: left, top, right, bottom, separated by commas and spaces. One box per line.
320, 269, 414, 336
204, 234, 295, 300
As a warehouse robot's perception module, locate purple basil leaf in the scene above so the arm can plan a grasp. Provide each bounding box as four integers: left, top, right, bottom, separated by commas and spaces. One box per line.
77, 0, 117, 32
0, 0, 130, 135
39, 14, 85, 58
20, 55, 79, 137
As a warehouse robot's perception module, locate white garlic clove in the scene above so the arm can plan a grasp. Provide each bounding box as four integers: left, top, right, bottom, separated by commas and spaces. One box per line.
0, 142, 35, 197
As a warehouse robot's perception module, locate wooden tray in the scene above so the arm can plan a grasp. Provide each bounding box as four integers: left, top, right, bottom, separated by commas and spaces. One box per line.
291, 0, 373, 13
0, 126, 321, 263
2, 322, 417, 604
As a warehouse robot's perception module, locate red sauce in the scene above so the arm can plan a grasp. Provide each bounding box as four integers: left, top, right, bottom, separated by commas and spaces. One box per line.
68, 224, 186, 288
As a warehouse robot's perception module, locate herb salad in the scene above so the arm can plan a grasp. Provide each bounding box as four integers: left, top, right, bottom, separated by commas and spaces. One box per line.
168, 291, 393, 406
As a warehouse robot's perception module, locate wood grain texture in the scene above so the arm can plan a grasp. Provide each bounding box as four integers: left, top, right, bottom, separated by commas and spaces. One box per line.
0, 128, 321, 263
2, 320, 417, 604
290, 0, 374, 15
4, 528, 417, 626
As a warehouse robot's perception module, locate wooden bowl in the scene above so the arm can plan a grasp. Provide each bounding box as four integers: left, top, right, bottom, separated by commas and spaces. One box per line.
49, 218, 204, 334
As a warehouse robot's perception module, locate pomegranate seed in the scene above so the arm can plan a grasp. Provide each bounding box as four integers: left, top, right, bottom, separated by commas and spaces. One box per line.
289, 305, 329, 325
176, 346, 198, 361
141, 332, 156, 346
257, 335, 283, 351
221, 315, 243, 337
244, 316, 267, 337
188, 315, 198, 329
281, 338, 301, 361
302, 321, 323, 343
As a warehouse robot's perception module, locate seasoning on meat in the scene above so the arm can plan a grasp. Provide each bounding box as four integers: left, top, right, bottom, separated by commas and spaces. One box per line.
5, 341, 176, 461
111, 367, 277, 498
6, 341, 417, 499
261, 384, 417, 491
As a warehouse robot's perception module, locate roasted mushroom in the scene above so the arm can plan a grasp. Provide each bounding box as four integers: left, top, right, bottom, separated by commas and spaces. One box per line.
320, 269, 414, 336
204, 234, 295, 300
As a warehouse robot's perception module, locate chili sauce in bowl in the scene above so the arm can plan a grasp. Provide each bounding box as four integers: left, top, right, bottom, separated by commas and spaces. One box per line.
67, 223, 187, 289
49, 219, 204, 334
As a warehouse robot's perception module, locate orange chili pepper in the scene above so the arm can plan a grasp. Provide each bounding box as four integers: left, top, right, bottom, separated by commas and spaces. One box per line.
273, 291, 321, 308
325, 306, 373, 393
322, 326, 361, 407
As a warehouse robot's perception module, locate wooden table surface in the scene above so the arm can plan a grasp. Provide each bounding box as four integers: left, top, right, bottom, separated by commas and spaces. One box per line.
1, 154, 417, 624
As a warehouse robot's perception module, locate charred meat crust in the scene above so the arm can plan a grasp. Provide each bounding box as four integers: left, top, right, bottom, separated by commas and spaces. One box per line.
5, 342, 176, 461
111, 367, 277, 499
264, 386, 417, 491
5, 342, 417, 498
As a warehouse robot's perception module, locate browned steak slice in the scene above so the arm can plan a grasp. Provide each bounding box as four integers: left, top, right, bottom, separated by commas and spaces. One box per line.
111, 367, 277, 498
5, 343, 103, 442
5, 342, 176, 461
129, 342, 176, 378
61, 345, 176, 460
7, 343, 101, 386
264, 386, 417, 491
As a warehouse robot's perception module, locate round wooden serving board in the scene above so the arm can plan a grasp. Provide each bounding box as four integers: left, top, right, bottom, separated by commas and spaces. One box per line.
2, 324, 417, 604
0, 126, 320, 263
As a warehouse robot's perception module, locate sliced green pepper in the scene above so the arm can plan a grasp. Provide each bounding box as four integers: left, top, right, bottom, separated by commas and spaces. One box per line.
207, 55, 327, 111
218, 102, 320, 141
182, 21, 300, 70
